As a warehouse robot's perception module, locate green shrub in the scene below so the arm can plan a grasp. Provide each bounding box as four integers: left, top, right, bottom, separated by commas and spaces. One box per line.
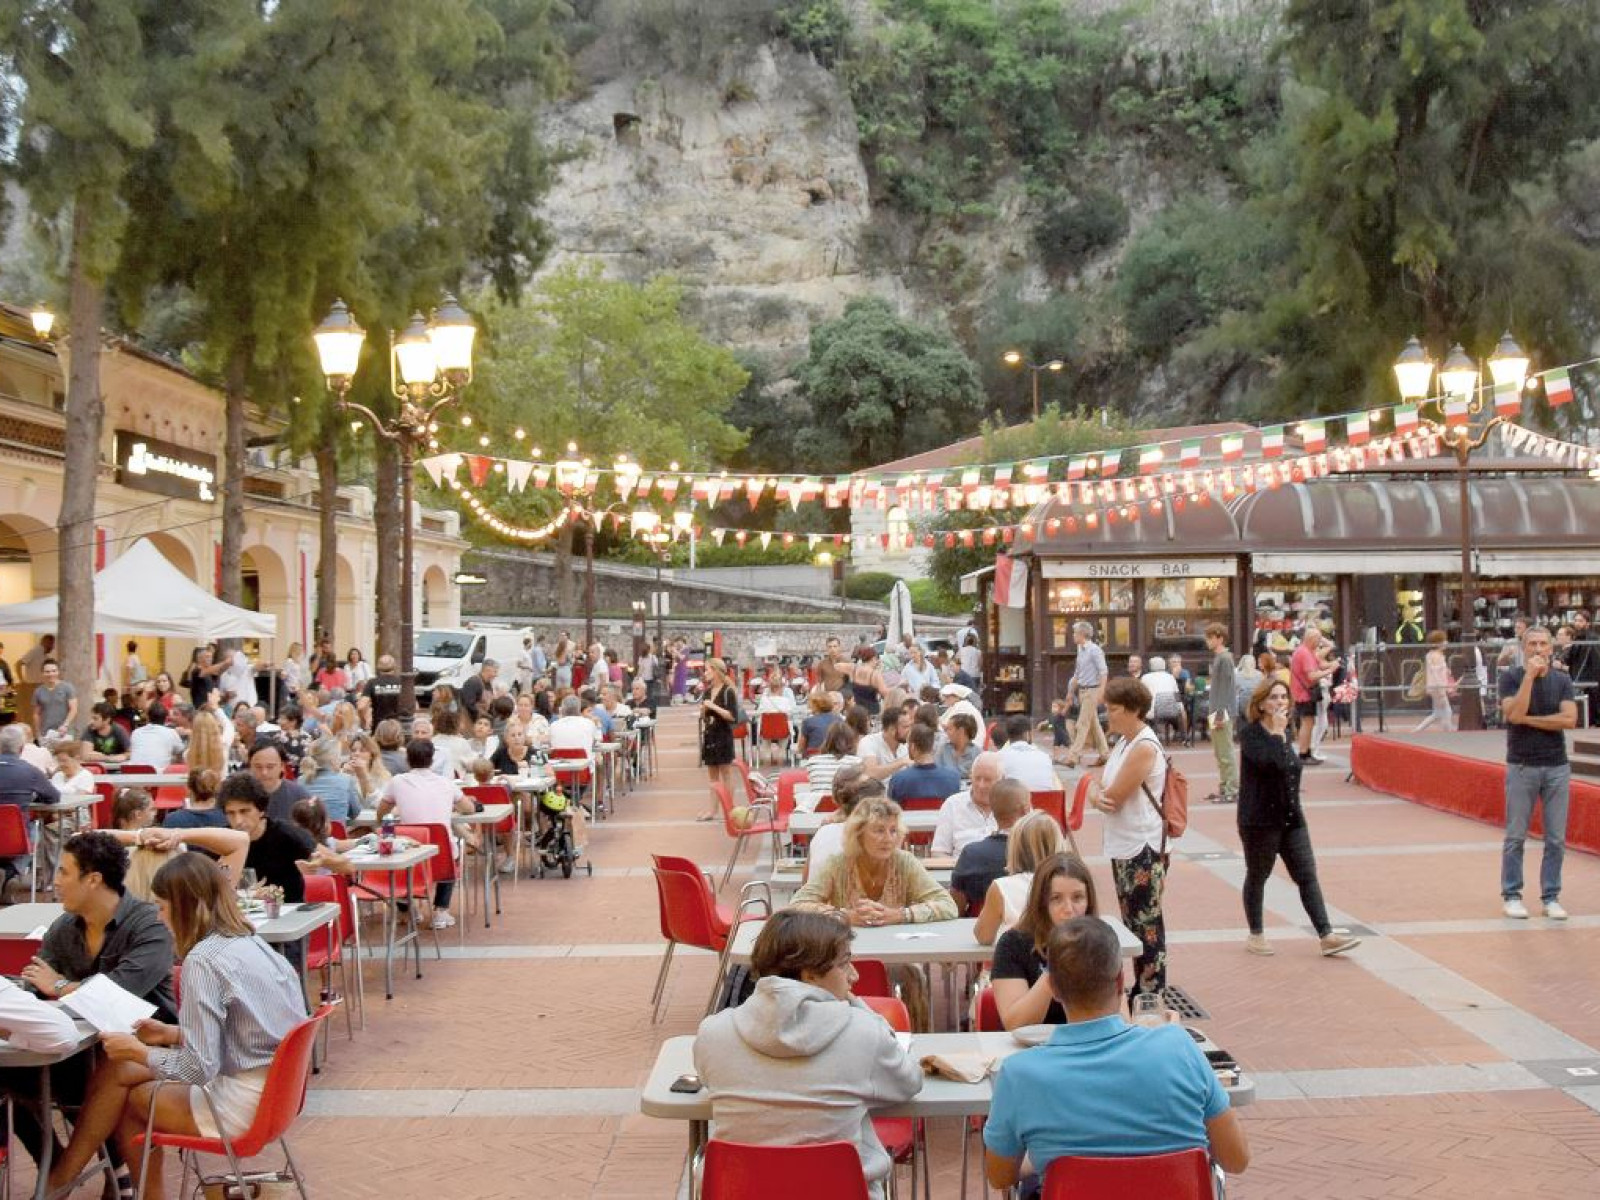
777, 0, 851, 67
908, 577, 970, 617
842, 570, 899, 601
1033, 187, 1129, 274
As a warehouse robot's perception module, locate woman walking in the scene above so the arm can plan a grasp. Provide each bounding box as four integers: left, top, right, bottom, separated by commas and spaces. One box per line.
697, 657, 739, 821
1085, 676, 1169, 1003
1239, 677, 1360, 957
1413, 630, 1456, 732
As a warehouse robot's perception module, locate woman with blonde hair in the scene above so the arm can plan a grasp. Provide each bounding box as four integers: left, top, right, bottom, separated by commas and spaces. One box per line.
185, 709, 226, 776
973, 809, 1069, 944
697, 657, 739, 821
329, 700, 361, 747
792, 797, 957, 928
346, 732, 390, 800
298, 736, 363, 822
46, 853, 306, 1198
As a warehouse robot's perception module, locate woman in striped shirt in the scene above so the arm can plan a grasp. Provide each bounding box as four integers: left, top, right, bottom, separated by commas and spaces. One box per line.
48, 852, 306, 1199
802, 721, 862, 811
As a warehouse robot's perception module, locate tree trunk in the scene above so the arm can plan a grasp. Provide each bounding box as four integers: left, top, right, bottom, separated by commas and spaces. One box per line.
373, 436, 402, 659
56, 198, 106, 709
314, 436, 339, 648
219, 345, 249, 614
554, 520, 578, 615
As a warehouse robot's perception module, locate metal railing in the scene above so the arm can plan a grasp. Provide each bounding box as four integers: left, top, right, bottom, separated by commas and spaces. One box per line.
1347, 640, 1596, 732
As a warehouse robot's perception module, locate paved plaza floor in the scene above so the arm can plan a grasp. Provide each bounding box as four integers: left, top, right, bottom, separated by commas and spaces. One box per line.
40, 708, 1600, 1196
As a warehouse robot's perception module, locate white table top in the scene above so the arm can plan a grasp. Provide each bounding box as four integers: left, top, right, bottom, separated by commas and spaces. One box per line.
0, 903, 64, 937
506, 775, 556, 793
0, 1018, 98, 1068
766, 864, 954, 899
345, 843, 439, 872
0, 900, 335, 946
91, 771, 186, 786
640, 1030, 1253, 1120
453, 803, 513, 826
728, 916, 1140, 967
788, 809, 942, 837
29, 793, 98, 815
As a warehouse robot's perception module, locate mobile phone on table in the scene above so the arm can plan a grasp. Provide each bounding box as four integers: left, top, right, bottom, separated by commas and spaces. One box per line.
669, 1073, 703, 1094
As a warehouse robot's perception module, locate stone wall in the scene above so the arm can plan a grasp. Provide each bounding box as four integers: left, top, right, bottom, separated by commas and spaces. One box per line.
466, 614, 882, 666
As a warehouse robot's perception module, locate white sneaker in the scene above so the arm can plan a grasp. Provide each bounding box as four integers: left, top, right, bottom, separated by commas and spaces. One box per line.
496, 855, 517, 874
1544, 901, 1569, 921
430, 910, 456, 930
1502, 897, 1529, 919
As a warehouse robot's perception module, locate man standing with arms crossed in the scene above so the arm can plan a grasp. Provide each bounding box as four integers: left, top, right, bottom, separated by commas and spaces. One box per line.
1063, 621, 1108, 769
1499, 625, 1576, 920
1205, 623, 1239, 804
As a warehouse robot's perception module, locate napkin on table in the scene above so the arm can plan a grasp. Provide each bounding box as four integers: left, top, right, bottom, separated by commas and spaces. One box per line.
920, 1053, 995, 1083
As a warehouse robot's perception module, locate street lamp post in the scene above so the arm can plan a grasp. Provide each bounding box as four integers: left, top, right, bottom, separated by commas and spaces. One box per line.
1002, 350, 1065, 420
1393, 331, 1530, 732
314, 295, 476, 725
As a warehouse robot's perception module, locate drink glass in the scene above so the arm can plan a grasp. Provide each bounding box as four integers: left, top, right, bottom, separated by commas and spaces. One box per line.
1131, 992, 1167, 1029
240, 868, 258, 893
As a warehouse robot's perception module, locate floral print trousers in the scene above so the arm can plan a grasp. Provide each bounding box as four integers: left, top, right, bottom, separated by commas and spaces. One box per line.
1111, 844, 1167, 1002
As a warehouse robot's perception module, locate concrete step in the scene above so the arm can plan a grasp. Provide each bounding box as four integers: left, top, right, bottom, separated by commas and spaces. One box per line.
1572, 737, 1600, 759
1572, 759, 1600, 780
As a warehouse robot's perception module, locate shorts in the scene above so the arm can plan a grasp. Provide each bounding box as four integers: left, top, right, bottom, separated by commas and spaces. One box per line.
1294, 700, 1318, 719
189, 1067, 270, 1139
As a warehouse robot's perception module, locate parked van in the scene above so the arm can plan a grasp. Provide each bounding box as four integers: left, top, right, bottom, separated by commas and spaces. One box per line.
414, 625, 532, 698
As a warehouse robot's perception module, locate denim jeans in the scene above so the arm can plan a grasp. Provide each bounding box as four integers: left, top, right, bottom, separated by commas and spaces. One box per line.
1502, 763, 1570, 904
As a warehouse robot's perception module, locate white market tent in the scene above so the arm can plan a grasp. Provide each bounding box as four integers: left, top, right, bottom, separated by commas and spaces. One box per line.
0, 538, 276, 638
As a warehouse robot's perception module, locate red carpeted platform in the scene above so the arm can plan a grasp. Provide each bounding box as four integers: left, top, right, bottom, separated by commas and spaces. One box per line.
1351, 731, 1600, 855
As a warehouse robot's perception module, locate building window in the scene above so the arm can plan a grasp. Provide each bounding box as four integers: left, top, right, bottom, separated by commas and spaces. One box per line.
1048, 579, 1133, 650
1146, 576, 1228, 655
885, 506, 910, 555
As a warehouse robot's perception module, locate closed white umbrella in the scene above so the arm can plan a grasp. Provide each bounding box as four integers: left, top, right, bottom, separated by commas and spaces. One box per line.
886, 579, 916, 647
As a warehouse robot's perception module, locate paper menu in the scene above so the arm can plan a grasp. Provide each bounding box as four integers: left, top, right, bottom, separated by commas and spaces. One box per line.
59, 974, 158, 1034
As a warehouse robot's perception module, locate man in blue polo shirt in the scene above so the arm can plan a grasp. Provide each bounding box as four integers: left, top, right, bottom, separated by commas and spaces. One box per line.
984, 916, 1249, 1192
887, 724, 962, 807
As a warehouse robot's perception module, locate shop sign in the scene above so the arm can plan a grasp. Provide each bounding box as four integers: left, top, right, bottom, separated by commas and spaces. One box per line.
1043, 557, 1237, 580
115, 432, 217, 502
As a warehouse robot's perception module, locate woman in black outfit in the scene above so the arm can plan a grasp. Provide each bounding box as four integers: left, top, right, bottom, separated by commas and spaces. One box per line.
697, 656, 738, 821
1238, 677, 1360, 958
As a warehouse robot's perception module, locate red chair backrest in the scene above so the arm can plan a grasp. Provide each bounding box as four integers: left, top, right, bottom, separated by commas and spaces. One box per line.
897, 796, 945, 812
328, 821, 348, 841
775, 769, 808, 822
463, 784, 515, 832
122, 764, 156, 775
975, 986, 1002, 1032
0, 805, 30, 857
221, 1004, 339, 1157
731, 724, 748, 742
1031, 789, 1066, 829
549, 747, 588, 760
161, 763, 188, 775
0, 936, 41, 975
396, 824, 454, 884
651, 852, 702, 878
92, 782, 116, 830
702, 1141, 870, 1200
301, 873, 356, 963
83, 763, 105, 775
815, 795, 837, 814
1042, 1148, 1215, 1200
852, 959, 893, 998
1069, 775, 1092, 832
860, 994, 910, 1032
651, 865, 726, 953
758, 713, 790, 741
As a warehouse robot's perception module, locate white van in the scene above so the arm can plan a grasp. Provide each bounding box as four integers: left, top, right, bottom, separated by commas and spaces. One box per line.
414, 625, 533, 698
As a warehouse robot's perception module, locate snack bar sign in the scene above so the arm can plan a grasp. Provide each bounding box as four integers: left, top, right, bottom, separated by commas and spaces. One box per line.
1043, 557, 1237, 580
115, 432, 218, 502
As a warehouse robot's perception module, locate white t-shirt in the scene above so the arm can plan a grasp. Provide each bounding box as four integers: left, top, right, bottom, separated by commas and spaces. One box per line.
219, 650, 257, 707
931, 791, 998, 857
1142, 671, 1180, 700
857, 732, 908, 768
1100, 725, 1168, 860
807, 821, 847, 879
901, 661, 939, 697
549, 715, 599, 754
381, 769, 461, 827
957, 645, 982, 679
50, 767, 97, 796
129, 724, 184, 768
997, 742, 1058, 792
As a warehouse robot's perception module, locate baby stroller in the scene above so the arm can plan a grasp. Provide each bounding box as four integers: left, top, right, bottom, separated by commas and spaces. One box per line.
534, 786, 591, 879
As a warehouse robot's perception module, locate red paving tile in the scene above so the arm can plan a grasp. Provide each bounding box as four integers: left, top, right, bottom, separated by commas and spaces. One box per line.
31, 706, 1600, 1198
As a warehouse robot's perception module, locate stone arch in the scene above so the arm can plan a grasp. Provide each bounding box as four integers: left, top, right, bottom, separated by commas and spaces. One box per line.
334, 553, 359, 653
421, 565, 450, 629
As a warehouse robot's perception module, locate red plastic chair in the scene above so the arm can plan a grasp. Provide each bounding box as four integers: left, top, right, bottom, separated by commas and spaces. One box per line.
859, 996, 927, 1198
328, 821, 348, 841
0, 806, 31, 894
757, 712, 794, 765
731, 722, 750, 764
352, 825, 439, 954
649, 857, 768, 1022
712, 781, 786, 891
0, 936, 41, 975
1042, 1147, 1218, 1199
851, 959, 894, 999
92, 782, 116, 830
152, 764, 188, 811
549, 746, 597, 816
301, 874, 358, 1039
702, 1140, 869, 1200
961, 988, 1005, 1191
1030, 789, 1066, 828
651, 852, 743, 942
1069, 775, 1091, 832
132, 1004, 338, 1200
83, 762, 105, 776
121, 763, 156, 775
464, 783, 516, 898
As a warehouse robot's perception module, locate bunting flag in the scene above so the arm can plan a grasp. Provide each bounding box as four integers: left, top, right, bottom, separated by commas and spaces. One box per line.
1394, 403, 1419, 433
1261, 426, 1284, 458
993, 554, 1029, 608
1345, 413, 1369, 446
1301, 420, 1326, 453
467, 455, 492, 487
505, 460, 534, 493
1067, 457, 1087, 481
1180, 440, 1201, 468
1492, 381, 1521, 418
1099, 450, 1121, 478
1220, 433, 1244, 461
1138, 446, 1164, 474
419, 455, 449, 487
1545, 366, 1574, 406
1444, 396, 1470, 426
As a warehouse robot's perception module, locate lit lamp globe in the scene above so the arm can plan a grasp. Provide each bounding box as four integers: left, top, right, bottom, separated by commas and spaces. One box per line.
312, 299, 366, 389
392, 312, 439, 391
1391, 336, 1434, 401
1438, 343, 1479, 398
428, 293, 477, 385
29, 305, 55, 340
554, 448, 588, 496
1002, 350, 1022, 367
1046, 359, 1065, 372
630, 508, 661, 537
1487, 330, 1530, 391
673, 507, 695, 534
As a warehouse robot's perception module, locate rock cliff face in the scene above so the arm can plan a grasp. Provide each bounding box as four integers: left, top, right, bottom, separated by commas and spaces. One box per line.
536, 35, 905, 363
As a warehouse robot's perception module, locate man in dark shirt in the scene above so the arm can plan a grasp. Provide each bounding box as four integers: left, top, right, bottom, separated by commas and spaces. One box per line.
1, 830, 177, 1170
220, 770, 315, 904
459, 659, 498, 721
82, 701, 131, 764
363, 654, 405, 726
951, 780, 1031, 915
1499, 626, 1578, 920
248, 739, 309, 823
886, 724, 962, 806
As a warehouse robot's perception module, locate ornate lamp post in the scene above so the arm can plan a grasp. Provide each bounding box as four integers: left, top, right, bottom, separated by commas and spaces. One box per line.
313, 295, 476, 722
1002, 350, 1065, 420
1392, 330, 1530, 731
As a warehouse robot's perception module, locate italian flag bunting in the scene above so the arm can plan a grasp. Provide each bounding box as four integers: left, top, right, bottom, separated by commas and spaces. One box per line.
1180, 439, 1201, 468
1300, 420, 1326, 453
1138, 446, 1164, 474
1345, 412, 1370, 446
1545, 366, 1575, 406
1395, 403, 1419, 433
1261, 426, 1284, 458
1493, 381, 1521, 418
1100, 449, 1121, 478
1444, 397, 1470, 426
1220, 433, 1244, 461
1067, 457, 1087, 481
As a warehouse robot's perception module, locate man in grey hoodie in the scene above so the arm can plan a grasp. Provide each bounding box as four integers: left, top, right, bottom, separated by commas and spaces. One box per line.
693, 910, 923, 1197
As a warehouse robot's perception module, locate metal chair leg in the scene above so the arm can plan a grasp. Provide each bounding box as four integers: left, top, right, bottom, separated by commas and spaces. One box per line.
651, 941, 677, 1023
719, 835, 744, 890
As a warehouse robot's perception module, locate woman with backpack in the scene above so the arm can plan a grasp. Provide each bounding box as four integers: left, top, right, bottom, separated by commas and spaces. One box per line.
1238, 677, 1361, 958
1085, 675, 1171, 1005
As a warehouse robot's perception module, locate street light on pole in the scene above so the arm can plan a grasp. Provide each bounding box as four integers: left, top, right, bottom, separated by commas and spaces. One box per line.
1391, 329, 1530, 731
314, 294, 476, 725
1001, 350, 1065, 420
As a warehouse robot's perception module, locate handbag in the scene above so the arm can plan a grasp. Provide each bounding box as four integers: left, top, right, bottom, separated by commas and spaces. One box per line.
1139, 751, 1189, 851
